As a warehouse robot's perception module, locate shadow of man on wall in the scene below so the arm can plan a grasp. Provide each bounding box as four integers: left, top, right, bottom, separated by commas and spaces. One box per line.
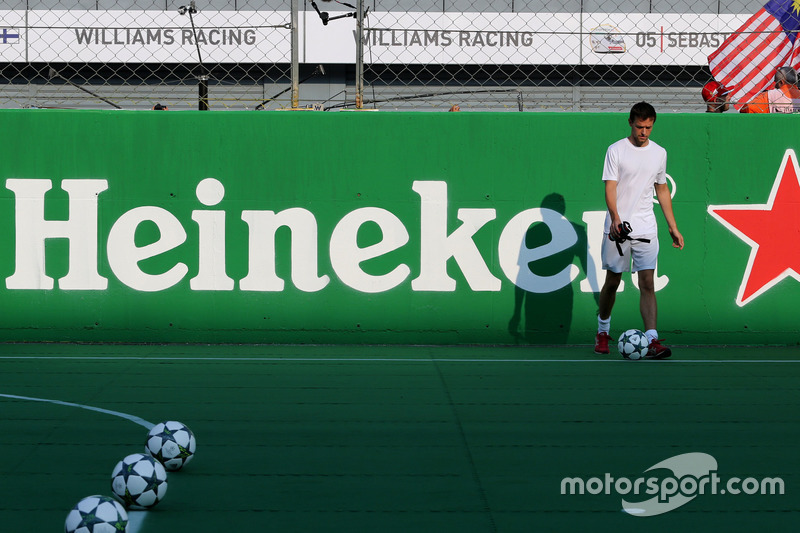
508, 193, 597, 344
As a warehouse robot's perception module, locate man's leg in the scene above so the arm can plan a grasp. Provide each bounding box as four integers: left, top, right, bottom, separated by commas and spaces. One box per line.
595, 270, 622, 354
637, 269, 656, 330
637, 268, 671, 359
599, 270, 622, 320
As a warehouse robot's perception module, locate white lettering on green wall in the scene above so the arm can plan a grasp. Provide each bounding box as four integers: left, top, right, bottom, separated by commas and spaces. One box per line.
5, 178, 650, 294
6, 178, 108, 290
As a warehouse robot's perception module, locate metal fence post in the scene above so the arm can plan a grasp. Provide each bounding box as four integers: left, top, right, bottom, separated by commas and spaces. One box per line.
198, 75, 209, 111
355, 0, 364, 110
291, 0, 299, 109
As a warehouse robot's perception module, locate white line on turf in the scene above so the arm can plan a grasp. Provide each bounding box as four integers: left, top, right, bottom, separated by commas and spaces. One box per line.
0, 393, 154, 429
0, 356, 799, 363
0, 393, 154, 533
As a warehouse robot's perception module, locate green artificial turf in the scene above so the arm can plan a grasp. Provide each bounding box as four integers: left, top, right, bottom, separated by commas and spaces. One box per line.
1, 343, 798, 532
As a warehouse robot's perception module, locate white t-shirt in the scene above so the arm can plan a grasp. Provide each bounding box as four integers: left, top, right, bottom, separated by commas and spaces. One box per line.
765, 87, 800, 113
602, 137, 667, 237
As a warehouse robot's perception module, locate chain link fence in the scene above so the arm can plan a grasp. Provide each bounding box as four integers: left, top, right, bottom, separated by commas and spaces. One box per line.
360, 0, 765, 111
0, 0, 766, 111
1, 1, 295, 110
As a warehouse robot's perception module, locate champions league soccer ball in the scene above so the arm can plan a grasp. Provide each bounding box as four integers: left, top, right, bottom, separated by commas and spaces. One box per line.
111, 453, 168, 509
64, 495, 128, 533
145, 421, 196, 471
618, 329, 649, 360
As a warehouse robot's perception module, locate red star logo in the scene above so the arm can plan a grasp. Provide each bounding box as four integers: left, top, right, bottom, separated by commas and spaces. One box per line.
708, 149, 800, 306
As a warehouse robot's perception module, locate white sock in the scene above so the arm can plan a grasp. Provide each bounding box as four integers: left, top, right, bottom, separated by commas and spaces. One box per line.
598, 317, 611, 334
645, 329, 658, 343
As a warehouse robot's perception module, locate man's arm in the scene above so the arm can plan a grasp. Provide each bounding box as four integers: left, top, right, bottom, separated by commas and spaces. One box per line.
605, 180, 622, 240
654, 182, 684, 249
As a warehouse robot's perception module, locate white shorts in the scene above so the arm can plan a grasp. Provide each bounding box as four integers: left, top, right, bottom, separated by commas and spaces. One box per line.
601, 233, 659, 273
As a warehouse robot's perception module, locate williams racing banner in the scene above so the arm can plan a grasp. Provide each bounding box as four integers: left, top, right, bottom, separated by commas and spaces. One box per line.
0, 10, 749, 66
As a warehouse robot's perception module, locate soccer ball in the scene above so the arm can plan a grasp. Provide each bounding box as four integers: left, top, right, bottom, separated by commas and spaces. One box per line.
64, 495, 128, 533
111, 453, 168, 509
618, 329, 649, 360
145, 421, 196, 471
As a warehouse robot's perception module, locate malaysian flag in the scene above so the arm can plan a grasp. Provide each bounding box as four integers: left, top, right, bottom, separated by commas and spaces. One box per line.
708, 0, 800, 110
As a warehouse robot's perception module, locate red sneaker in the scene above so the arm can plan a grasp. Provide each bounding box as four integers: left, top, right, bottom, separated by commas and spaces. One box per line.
645, 339, 672, 359
594, 332, 611, 354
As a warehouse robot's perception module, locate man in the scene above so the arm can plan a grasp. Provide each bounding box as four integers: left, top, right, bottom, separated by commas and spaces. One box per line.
594, 102, 684, 359
740, 66, 800, 113
701, 80, 732, 113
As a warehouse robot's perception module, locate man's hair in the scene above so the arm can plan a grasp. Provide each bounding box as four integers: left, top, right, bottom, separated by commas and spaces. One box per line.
775, 66, 798, 87
629, 101, 657, 123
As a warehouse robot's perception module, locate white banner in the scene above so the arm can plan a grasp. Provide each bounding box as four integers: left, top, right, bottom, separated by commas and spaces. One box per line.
581, 13, 744, 66
0, 10, 291, 63
0, 12, 26, 62
0, 10, 749, 66
304, 12, 583, 65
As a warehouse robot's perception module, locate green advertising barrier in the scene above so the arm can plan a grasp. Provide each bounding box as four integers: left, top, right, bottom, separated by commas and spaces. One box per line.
0, 109, 797, 345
